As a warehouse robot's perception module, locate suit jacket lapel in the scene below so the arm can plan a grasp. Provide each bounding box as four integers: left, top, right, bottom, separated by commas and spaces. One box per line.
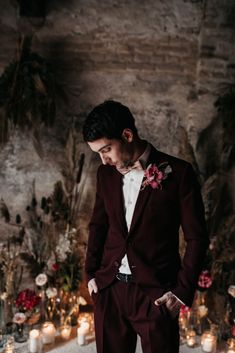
112, 168, 128, 234
128, 145, 162, 236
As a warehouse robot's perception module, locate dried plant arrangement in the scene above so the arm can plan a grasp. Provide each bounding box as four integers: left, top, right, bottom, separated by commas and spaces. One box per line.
0, 131, 85, 307
0, 34, 64, 157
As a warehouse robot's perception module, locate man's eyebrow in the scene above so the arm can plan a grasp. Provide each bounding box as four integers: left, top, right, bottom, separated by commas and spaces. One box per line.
98, 144, 111, 152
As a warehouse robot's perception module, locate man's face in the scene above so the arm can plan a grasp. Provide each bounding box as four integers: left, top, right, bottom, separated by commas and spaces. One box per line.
88, 137, 133, 169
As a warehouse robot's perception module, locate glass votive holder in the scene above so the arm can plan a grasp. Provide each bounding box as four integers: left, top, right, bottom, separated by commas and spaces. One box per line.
2, 336, 16, 353
60, 324, 72, 340
0, 328, 6, 348
41, 321, 56, 345
186, 329, 196, 347
201, 330, 217, 353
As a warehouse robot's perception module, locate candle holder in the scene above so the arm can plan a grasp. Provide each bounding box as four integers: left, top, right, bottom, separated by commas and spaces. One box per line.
14, 323, 27, 343
2, 336, 16, 353
41, 321, 56, 345
201, 329, 217, 353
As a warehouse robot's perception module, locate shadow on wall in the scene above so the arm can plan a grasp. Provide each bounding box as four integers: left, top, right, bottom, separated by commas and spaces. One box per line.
17, 0, 77, 17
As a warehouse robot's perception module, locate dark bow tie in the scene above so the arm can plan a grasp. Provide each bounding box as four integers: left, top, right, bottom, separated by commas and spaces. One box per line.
116, 160, 144, 175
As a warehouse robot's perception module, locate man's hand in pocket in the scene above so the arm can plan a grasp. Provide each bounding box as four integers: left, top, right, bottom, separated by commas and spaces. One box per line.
88, 278, 98, 296
154, 291, 183, 318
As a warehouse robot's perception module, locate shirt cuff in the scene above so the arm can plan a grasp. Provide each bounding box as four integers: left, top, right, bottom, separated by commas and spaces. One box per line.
170, 291, 185, 306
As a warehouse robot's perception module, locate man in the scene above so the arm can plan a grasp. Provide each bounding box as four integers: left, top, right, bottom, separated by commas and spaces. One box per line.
82, 100, 209, 353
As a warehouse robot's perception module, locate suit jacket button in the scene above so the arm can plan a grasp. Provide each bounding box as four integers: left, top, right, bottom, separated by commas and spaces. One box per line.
114, 261, 119, 267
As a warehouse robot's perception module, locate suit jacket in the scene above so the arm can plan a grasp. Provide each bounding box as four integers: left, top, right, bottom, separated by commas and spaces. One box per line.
85, 145, 209, 307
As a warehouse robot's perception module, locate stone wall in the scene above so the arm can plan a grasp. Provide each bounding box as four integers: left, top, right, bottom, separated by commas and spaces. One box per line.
0, 0, 235, 288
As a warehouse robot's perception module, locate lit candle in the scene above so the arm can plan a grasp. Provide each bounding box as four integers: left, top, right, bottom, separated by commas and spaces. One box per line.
41, 321, 56, 345
77, 322, 90, 346
201, 332, 216, 353
4, 345, 14, 353
3, 336, 15, 353
186, 330, 196, 347
29, 329, 41, 353
60, 325, 71, 340
202, 337, 214, 352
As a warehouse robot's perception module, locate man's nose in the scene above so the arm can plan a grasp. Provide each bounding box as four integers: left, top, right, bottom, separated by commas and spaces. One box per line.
100, 154, 107, 165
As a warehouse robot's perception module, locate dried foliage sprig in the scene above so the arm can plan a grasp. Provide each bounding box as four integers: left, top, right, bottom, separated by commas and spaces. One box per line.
61, 128, 85, 227
0, 238, 24, 299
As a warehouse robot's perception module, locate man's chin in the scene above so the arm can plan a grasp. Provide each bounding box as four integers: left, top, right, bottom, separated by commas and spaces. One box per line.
115, 164, 125, 169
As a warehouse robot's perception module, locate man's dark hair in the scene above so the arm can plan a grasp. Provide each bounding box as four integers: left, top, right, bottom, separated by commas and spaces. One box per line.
82, 100, 138, 142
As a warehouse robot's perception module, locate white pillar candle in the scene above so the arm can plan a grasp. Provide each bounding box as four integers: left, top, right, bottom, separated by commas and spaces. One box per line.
29, 329, 41, 353
202, 336, 214, 352
41, 322, 56, 345
60, 325, 71, 340
77, 323, 90, 346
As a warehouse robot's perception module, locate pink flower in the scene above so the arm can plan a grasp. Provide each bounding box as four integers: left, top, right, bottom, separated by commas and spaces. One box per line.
141, 162, 172, 190
198, 270, 212, 289
150, 181, 159, 189
157, 171, 164, 180
180, 305, 191, 316
13, 312, 26, 324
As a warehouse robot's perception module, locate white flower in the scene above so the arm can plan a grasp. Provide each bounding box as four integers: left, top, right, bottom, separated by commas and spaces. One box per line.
77, 296, 87, 306
69, 228, 77, 236
228, 285, 235, 298
35, 273, 48, 286
0, 292, 7, 300
55, 234, 72, 261
13, 312, 26, 324
46, 287, 57, 299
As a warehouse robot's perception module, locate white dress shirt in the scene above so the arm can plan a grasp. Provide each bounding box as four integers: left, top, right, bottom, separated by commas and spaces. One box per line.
118, 143, 150, 274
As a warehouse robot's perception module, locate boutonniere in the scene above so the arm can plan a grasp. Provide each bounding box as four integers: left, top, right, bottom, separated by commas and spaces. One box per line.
141, 162, 172, 190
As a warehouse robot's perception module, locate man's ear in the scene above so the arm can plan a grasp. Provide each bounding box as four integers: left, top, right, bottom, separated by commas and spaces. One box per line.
122, 128, 133, 143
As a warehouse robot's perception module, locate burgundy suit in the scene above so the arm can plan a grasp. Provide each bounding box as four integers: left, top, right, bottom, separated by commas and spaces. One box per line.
85, 145, 209, 353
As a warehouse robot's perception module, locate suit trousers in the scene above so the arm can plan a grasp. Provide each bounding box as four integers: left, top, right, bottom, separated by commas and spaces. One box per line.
92, 279, 180, 353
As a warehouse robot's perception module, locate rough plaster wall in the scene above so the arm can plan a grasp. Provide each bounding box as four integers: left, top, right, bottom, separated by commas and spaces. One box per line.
0, 0, 235, 240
